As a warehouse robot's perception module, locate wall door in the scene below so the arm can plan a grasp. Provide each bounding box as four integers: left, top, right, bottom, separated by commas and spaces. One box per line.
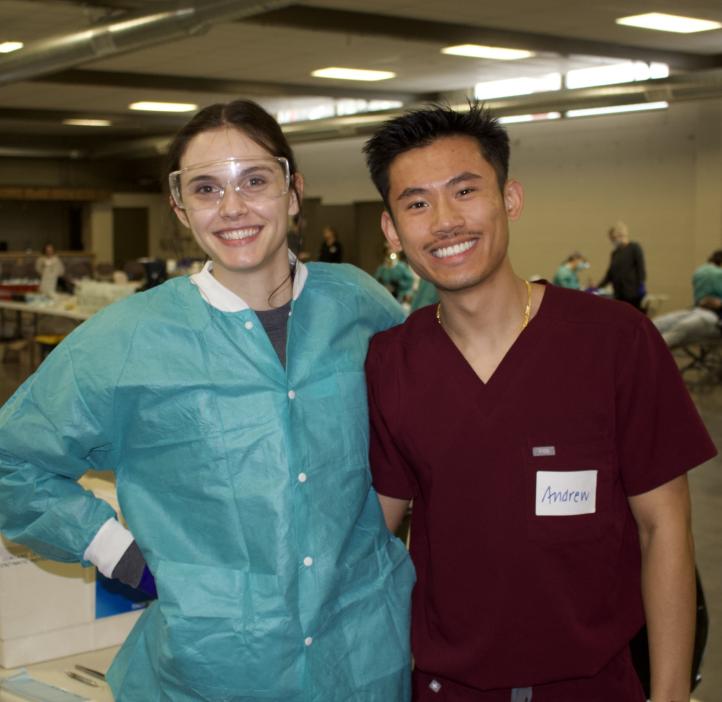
113, 207, 149, 268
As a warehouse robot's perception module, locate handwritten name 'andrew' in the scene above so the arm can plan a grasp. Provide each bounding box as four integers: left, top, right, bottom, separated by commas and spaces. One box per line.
541, 486, 591, 504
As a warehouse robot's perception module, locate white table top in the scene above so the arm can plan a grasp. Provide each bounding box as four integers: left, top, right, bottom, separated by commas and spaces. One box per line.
0, 299, 92, 322
0, 647, 117, 701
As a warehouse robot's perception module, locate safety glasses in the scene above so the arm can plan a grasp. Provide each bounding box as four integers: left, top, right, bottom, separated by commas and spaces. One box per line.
169, 157, 291, 211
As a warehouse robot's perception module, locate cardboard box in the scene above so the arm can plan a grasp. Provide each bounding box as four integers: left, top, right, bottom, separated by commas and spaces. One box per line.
0, 472, 148, 668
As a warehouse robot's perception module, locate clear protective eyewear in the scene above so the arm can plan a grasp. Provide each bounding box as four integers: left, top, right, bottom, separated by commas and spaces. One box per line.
169, 156, 291, 211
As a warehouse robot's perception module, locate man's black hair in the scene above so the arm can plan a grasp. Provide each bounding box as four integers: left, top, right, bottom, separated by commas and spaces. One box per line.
362, 102, 510, 209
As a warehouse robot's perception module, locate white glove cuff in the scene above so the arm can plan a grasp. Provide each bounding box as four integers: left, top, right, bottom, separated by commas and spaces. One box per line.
83, 518, 134, 577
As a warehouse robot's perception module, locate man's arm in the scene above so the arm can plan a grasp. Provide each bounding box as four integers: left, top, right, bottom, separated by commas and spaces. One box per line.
628, 474, 696, 702
377, 494, 410, 534
696, 295, 722, 311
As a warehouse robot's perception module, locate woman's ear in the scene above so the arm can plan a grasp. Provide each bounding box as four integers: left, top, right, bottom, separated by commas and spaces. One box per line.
170, 196, 191, 229
289, 173, 304, 217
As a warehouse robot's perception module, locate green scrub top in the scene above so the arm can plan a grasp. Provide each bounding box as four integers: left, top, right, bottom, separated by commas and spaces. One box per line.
0, 262, 414, 702
374, 261, 415, 302
692, 263, 722, 304
552, 264, 580, 290
410, 279, 439, 312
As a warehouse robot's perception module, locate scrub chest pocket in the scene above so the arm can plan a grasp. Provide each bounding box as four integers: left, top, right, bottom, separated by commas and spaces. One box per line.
524, 438, 613, 544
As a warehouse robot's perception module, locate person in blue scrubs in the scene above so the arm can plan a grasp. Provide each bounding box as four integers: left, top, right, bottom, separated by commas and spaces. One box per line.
0, 100, 414, 701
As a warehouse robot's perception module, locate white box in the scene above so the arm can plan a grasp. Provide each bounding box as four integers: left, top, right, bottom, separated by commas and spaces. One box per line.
0, 537, 143, 668
0, 472, 144, 668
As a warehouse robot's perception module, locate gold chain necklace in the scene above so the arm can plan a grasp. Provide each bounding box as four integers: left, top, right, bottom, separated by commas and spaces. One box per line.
435, 279, 533, 331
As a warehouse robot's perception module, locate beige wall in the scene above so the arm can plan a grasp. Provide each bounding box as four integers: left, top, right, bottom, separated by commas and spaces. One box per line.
296, 98, 722, 312
4, 98, 720, 308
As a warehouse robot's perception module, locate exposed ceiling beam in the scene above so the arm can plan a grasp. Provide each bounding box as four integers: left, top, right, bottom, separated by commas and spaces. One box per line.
30, 68, 432, 102
0, 0, 296, 86
245, 6, 722, 72
69, 67, 722, 158
22, 0, 151, 8
0, 105, 188, 130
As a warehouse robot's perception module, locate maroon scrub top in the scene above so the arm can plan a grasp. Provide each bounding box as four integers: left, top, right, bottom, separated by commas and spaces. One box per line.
366, 284, 716, 699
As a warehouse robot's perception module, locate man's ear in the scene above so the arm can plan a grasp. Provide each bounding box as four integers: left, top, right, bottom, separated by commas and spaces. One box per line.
170, 196, 191, 229
503, 179, 524, 220
381, 210, 403, 253
289, 173, 304, 217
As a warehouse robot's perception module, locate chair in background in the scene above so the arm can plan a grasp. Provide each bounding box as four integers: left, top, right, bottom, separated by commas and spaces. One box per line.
123, 260, 146, 282
33, 334, 66, 367
65, 261, 93, 280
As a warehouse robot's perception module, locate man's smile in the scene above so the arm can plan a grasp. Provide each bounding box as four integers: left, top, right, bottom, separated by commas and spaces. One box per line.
431, 238, 478, 259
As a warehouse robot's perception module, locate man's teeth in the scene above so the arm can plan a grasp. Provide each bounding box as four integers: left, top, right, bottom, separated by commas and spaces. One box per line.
217, 228, 257, 241
432, 240, 475, 259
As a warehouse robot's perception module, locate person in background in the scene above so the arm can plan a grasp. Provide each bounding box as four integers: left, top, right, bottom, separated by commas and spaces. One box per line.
363, 102, 713, 702
653, 249, 722, 348
35, 242, 65, 296
0, 99, 414, 702
318, 224, 343, 262
552, 251, 589, 290
374, 245, 415, 306
598, 221, 646, 310
409, 277, 439, 312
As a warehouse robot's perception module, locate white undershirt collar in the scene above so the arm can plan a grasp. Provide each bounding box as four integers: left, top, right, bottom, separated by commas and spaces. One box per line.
190, 251, 308, 312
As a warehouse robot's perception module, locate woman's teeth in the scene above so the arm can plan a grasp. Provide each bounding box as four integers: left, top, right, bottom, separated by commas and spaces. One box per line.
216, 228, 258, 241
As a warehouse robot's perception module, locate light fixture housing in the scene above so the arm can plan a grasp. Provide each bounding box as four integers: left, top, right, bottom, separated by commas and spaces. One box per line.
616, 12, 721, 33
442, 44, 534, 60
311, 67, 395, 82
129, 101, 197, 112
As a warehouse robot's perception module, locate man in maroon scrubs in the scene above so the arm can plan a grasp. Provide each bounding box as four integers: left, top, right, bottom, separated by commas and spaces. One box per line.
363, 104, 715, 702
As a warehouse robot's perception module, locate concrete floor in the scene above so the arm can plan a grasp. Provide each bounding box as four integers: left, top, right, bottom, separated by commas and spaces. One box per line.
0, 355, 719, 700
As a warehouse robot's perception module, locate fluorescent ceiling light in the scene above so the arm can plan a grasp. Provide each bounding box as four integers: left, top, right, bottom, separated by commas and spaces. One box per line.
616, 12, 721, 33
277, 98, 403, 125
311, 67, 395, 82
498, 112, 561, 124
649, 62, 670, 79
566, 102, 668, 118
129, 101, 197, 112
0, 41, 23, 53
442, 44, 534, 60
566, 61, 668, 89
63, 118, 112, 127
475, 73, 561, 100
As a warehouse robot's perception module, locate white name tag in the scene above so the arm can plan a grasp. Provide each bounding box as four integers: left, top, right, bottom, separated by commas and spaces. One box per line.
535, 470, 597, 516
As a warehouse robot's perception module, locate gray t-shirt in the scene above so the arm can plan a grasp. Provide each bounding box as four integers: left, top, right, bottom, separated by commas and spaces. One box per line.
255, 301, 291, 368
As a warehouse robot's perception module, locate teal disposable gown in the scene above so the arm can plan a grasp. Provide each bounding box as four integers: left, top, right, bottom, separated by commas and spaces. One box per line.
0, 262, 415, 702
